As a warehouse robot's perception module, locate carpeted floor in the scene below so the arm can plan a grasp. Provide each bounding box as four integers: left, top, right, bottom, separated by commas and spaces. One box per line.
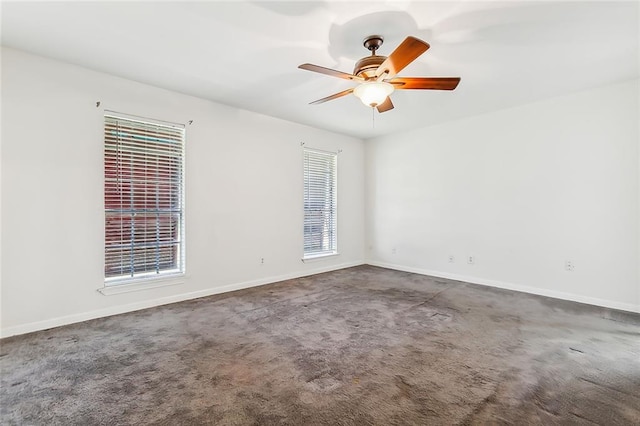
1, 265, 639, 425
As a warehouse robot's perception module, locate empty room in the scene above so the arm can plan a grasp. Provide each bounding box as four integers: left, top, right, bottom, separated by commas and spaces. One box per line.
1, 1, 639, 424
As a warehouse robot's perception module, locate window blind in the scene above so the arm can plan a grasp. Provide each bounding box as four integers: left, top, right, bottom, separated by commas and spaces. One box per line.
104, 114, 185, 283
303, 148, 337, 257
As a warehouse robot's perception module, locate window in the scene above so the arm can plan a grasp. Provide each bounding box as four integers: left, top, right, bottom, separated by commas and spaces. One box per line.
303, 148, 337, 258
104, 113, 185, 284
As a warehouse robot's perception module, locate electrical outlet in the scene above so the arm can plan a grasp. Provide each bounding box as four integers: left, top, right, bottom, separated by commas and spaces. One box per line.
467, 256, 475, 265
448, 255, 455, 263
392, 247, 397, 254
261, 258, 264, 264
565, 260, 574, 271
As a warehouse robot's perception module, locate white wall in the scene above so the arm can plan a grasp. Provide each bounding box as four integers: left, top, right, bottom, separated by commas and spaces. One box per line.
366, 79, 640, 313
0, 48, 365, 337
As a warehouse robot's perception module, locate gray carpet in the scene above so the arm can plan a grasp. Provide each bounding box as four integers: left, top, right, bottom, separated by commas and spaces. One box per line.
1, 265, 639, 425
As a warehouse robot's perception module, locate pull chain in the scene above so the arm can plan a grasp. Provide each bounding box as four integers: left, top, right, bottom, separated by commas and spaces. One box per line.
372, 106, 375, 129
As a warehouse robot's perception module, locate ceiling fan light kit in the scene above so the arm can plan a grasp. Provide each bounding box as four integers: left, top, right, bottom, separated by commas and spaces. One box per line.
353, 81, 394, 107
299, 35, 460, 113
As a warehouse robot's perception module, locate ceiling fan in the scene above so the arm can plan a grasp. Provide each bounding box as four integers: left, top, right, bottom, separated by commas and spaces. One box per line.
299, 35, 460, 113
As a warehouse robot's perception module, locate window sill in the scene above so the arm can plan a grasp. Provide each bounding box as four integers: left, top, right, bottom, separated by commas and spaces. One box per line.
98, 275, 185, 296
302, 252, 340, 263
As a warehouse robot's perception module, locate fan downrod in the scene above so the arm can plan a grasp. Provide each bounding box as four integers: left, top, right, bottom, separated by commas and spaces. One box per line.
354, 36, 386, 78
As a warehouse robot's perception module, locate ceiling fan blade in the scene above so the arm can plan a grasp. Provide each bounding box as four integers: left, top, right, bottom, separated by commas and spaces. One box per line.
375, 36, 430, 79
299, 63, 363, 81
309, 88, 355, 105
376, 97, 394, 113
389, 77, 461, 90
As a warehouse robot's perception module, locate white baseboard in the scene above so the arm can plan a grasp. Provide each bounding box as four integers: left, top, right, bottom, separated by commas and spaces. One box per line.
4, 260, 635, 338
366, 261, 640, 314
0, 261, 364, 338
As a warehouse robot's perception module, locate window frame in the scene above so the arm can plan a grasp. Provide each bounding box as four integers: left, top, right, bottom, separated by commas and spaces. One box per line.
103, 112, 186, 287
302, 147, 338, 260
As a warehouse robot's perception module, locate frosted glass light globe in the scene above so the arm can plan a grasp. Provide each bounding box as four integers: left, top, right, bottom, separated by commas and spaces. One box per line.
353, 82, 394, 107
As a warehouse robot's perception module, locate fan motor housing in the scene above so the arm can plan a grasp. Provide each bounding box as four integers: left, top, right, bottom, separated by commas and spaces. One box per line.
353, 55, 386, 79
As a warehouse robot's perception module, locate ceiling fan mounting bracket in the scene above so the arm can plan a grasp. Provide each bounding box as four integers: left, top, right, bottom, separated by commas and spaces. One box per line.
363, 35, 384, 54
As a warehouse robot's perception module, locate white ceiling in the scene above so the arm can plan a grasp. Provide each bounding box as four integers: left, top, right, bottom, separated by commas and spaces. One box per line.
2, 1, 638, 139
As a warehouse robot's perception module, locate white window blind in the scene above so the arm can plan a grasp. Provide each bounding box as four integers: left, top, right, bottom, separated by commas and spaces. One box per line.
104, 114, 185, 284
303, 148, 337, 258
